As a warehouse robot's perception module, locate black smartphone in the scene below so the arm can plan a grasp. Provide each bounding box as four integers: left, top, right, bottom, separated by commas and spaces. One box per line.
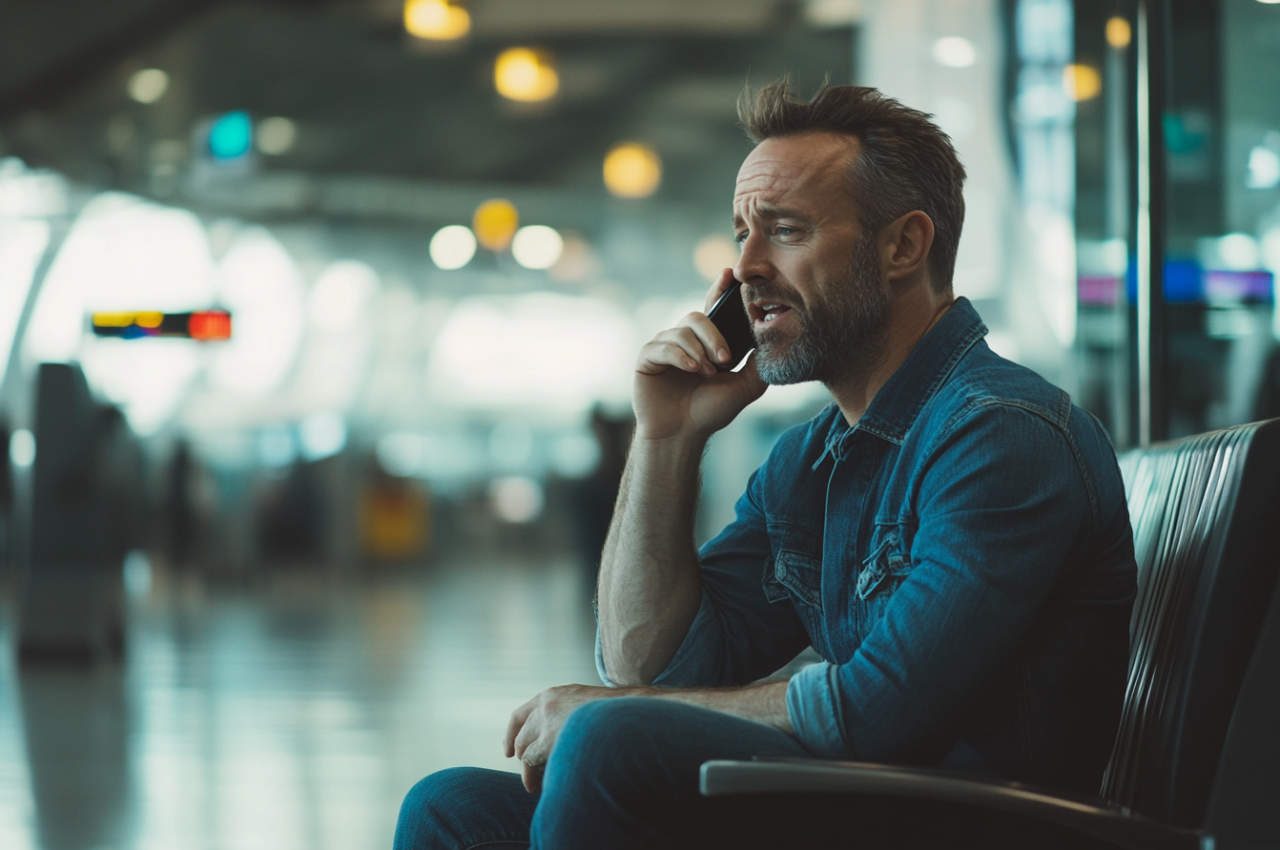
707, 278, 755, 371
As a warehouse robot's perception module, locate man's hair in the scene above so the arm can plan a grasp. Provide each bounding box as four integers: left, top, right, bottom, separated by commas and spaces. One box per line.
738, 79, 966, 292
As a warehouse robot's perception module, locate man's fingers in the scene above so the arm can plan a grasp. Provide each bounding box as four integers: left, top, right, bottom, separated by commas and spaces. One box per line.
675, 313, 731, 367
637, 339, 713, 377
521, 760, 544, 794
504, 699, 536, 758
512, 710, 540, 761
703, 267, 737, 313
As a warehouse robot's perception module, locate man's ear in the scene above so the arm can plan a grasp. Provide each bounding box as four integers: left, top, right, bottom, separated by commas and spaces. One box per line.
880, 210, 934, 283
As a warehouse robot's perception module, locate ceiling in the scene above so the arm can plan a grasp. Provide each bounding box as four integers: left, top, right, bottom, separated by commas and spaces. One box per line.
0, 0, 856, 226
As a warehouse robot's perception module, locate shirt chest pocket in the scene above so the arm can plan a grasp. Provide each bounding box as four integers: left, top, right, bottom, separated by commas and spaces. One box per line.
857, 523, 913, 603
762, 523, 824, 628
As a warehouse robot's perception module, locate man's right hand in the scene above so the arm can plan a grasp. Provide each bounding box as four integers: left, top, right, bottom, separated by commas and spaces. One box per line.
633, 269, 768, 442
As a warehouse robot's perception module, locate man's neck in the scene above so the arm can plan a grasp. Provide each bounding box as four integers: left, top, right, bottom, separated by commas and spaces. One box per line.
827, 291, 955, 426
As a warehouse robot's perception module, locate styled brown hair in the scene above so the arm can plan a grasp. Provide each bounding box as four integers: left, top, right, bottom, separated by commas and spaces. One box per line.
738, 79, 966, 292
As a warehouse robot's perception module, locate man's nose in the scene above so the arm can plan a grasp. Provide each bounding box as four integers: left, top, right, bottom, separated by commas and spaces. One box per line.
733, 233, 772, 284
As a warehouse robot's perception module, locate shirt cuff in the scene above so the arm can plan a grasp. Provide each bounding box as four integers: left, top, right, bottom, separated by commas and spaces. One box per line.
786, 661, 851, 758
595, 589, 725, 688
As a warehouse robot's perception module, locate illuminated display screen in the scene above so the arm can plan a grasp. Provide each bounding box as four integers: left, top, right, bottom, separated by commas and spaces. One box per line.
91, 310, 232, 340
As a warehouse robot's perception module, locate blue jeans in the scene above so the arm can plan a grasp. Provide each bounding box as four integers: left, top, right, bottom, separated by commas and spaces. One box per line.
394, 697, 810, 849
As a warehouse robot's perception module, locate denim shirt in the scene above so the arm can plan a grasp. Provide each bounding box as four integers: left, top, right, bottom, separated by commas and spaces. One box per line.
597, 298, 1137, 794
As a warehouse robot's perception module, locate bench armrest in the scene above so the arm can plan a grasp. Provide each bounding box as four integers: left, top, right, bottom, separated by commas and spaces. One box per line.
700, 759, 1202, 850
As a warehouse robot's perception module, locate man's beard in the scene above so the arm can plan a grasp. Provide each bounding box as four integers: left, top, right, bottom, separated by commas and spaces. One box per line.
751, 235, 891, 386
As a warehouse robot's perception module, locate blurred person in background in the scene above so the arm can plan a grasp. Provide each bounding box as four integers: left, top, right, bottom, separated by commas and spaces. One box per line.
573, 405, 633, 594
395, 80, 1136, 848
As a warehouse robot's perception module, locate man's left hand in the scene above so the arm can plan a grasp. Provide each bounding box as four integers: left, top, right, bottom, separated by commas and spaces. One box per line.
504, 683, 624, 793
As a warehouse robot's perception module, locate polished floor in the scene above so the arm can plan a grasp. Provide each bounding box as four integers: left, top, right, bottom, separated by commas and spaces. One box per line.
0, 556, 599, 850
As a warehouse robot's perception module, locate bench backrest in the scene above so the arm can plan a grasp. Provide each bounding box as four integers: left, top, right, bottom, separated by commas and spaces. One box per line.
1103, 419, 1280, 827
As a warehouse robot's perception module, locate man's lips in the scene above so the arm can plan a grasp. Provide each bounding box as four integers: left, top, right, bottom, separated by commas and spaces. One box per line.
748, 301, 795, 326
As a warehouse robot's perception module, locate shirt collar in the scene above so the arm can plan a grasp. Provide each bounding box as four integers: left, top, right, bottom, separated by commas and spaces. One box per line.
816, 297, 987, 465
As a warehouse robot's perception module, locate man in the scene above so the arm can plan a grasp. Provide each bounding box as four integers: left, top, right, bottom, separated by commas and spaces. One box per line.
395, 80, 1136, 849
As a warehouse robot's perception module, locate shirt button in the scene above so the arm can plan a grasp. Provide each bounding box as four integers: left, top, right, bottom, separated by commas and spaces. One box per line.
776, 561, 788, 578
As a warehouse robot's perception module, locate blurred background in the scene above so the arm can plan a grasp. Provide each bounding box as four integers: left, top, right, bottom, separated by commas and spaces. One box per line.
0, 0, 1277, 848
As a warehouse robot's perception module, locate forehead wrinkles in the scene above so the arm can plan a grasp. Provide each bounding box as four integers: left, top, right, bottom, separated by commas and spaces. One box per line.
733, 135, 858, 220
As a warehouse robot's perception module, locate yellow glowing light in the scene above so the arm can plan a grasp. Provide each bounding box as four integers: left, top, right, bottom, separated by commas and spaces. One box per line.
473, 199, 519, 251
603, 143, 662, 199
494, 48, 559, 102
92, 312, 136, 327
404, 0, 471, 40
1106, 17, 1132, 48
1063, 64, 1102, 101
91, 311, 164, 328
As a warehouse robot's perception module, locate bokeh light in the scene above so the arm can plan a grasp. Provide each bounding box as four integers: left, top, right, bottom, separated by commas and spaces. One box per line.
693, 234, 739, 281
932, 36, 977, 68
299, 412, 348, 461
1063, 64, 1102, 101
9, 429, 35, 468
25, 193, 213, 434
472, 199, 519, 251
209, 111, 253, 160
489, 476, 544, 523
494, 48, 559, 102
404, 0, 471, 40
1106, 17, 1132, 48
603, 143, 661, 198
128, 68, 169, 104
209, 227, 305, 396
256, 117, 297, 155
310, 260, 379, 332
511, 225, 564, 269
429, 225, 477, 269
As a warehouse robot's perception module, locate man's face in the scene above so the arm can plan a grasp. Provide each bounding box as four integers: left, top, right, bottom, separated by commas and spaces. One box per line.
732, 132, 891, 386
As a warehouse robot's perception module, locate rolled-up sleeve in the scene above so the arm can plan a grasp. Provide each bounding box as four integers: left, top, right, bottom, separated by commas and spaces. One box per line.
786, 661, 848, 757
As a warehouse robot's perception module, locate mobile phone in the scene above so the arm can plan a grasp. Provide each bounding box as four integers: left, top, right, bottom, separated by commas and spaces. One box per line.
707, 278, 755, 371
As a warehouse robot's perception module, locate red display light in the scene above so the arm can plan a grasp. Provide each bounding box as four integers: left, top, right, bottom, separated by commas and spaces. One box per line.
189, 311, 232, 340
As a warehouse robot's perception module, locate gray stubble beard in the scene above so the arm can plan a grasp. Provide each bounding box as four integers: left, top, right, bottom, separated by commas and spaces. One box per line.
751, 235, 891, 387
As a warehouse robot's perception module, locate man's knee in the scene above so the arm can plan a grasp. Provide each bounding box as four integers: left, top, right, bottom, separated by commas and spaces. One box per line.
546, 696, 703, 792
556, 697, 670, 758
396, 767, 529, 850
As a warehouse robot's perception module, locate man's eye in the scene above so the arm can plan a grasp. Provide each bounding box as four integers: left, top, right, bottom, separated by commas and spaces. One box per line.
776, 226, 797, 238
734, 231, 748, 245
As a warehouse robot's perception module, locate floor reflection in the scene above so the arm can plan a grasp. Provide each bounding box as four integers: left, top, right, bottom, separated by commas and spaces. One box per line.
0, 556, 598, 850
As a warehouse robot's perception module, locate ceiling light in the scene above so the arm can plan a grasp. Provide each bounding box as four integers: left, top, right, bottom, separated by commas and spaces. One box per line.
128, 68, 169, 104
932, 37, 976, 68
404, 0, 471, 40
603, 143, 661, 198
472, 199, 519, 251
494, 48, 559, 102
511, 225, 564, 269
257, 117, 297, 155
1062, 64, 1102, 101
1105, 17, 1132, 48
429, 225, 477, 269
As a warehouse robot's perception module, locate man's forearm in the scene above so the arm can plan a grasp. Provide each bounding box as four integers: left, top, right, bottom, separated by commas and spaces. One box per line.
597, 436, 707, 685
649, 679, 794, 734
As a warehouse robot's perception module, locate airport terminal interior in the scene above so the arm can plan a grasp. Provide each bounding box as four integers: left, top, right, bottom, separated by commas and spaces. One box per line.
0, 0, 1279, 848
